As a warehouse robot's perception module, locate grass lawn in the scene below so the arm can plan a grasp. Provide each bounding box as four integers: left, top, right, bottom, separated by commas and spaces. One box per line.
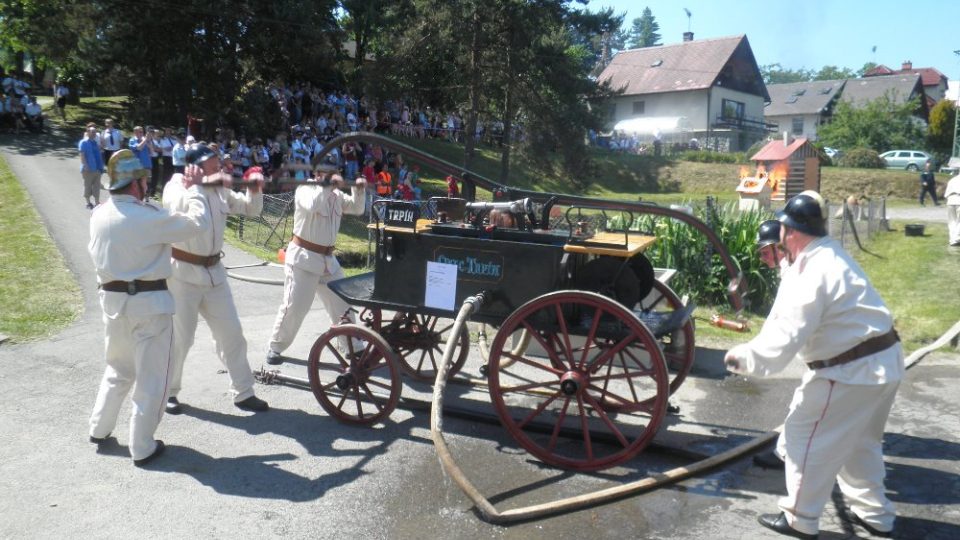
0, 155, 83, 342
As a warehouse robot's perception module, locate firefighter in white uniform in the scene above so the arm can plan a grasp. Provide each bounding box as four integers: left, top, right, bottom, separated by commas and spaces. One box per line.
162, 147, 268, 414
945, 173, 960, 246
725, 191, 903, 539
266, 167, 366, 364
88, 150, 210, 466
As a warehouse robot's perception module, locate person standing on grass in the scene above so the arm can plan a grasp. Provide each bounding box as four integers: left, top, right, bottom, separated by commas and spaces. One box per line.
725, 190, 903, 539
945, 172, 960, 246
919, 161, 939, 207
78, 123, 104, 209
87, 149, 210, 467
54, 82, 69, 120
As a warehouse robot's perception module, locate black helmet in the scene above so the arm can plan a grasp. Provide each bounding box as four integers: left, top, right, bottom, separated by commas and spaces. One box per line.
185, 144, 217, 165
777, 190, 827, 237
756, 219, 781, 248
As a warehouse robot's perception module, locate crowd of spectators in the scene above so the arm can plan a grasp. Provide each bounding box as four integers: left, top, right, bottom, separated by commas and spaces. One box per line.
1, 70, 45, 134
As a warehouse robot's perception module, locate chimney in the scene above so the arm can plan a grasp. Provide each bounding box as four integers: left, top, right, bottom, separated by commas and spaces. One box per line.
902, 60, 912, 70
683, 31, 694, 42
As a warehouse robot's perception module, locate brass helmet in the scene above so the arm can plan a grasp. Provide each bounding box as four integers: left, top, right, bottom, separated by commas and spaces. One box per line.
107, 149, 149, 191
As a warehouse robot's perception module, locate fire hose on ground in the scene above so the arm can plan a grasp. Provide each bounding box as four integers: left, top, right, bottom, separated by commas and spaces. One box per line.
427, 293, 957, 524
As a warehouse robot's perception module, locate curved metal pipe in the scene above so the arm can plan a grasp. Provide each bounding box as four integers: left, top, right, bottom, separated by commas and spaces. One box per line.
315, 132, 745, 310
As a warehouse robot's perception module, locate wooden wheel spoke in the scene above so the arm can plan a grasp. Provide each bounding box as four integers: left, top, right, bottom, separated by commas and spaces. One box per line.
501, 379, 561, 394
546, 397, 571, 452
619, 354, 641, 403
517, 390, 562, 429
552, 303, 575, 368
424, 348, 440, 372
359, 382, 386, 411
502, 351, 564, 376
578, 308, 604, 369
576, 395, 594, 461
353, 385, 365, 418
582, 393, 632, 448
521, 320, 567, 370
585, 334, 632, 372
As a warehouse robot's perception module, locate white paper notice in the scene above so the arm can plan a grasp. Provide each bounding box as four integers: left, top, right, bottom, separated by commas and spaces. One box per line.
424, 261, 458, 311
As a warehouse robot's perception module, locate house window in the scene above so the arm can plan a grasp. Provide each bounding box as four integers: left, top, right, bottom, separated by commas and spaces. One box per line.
632, 101, 645, 115
721, 99, 744, 120
791, 117, 804, 135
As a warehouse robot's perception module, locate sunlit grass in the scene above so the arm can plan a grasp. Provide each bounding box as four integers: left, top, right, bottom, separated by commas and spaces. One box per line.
0, 156, 83, 342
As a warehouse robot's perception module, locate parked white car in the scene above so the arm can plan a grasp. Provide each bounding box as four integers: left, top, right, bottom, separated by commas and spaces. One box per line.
879, 150, 932, 171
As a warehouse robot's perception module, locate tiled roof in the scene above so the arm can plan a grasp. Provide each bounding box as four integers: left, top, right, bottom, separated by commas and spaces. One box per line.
597, 35, 745, 95
863, 65, 946, 87
840, 74, 923, 106
751, 137, 809, 161
764, 80, 845, 116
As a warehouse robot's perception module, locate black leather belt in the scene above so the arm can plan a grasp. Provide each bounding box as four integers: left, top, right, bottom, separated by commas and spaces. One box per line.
807, 328, 899, 370
99, 279, 168, 295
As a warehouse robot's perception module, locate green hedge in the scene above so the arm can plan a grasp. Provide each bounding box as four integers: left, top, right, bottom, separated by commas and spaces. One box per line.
837, 148, 885, 169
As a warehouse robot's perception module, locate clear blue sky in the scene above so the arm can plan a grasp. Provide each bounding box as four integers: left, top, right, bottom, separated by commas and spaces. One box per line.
590, 0, 960, 79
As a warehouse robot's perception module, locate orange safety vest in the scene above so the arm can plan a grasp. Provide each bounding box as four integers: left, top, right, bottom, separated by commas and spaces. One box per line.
376, 171, 392, 196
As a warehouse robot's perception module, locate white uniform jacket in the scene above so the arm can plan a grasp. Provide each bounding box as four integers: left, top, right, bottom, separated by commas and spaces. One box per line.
728, 236, 904, 385
163, 176, 263, 286
285, 183, 365, 274
945, 174, 960, 206
89, 192, 210, 318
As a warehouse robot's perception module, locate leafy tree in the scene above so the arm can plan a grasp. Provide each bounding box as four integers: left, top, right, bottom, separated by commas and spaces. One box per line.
626, 7, 660, 49
760, 63, 813, 84
813, 65, 855, 81
857, 62, 878, 77
817, 93, 925, 152
927, 99, 957, 159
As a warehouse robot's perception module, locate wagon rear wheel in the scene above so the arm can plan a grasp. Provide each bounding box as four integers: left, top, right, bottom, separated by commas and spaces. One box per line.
385, 312, 470, 382
487, 291, 669, 471
640, 280, 695, 396
307, 324, 401, 425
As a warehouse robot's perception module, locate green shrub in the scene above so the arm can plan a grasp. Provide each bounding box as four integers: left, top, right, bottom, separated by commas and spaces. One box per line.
678, 150, 748, 164
838, 147, 885, 169
611, 201, 779, 313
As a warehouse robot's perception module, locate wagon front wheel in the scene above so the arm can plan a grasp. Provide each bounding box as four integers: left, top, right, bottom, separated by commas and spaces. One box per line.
487, 291, 669, 471
307, 324, 401, 425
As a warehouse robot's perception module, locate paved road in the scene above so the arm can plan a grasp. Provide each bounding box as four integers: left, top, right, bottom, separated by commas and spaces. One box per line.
1, 131, 958, 539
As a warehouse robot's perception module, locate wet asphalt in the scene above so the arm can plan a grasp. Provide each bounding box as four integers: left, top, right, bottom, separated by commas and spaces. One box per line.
1, 131, 958, 539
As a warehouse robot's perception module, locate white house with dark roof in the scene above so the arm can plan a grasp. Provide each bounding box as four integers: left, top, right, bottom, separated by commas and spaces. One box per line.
840, 73, 928, 120
764, 80, 845, 140
596, 33, 772, 151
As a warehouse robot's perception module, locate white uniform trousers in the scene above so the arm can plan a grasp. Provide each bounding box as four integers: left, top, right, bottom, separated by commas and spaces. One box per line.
947, 204, 960, 246
268, 262, 351, 354
777, 377, 899, 535
167, 278, 256, 402
89, 313, 173, 461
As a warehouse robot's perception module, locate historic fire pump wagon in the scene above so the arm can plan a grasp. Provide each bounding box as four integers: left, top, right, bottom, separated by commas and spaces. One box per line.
291, 133, 745, 473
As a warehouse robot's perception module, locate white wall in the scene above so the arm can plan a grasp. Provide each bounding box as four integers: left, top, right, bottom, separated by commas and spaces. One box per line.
767, 113, 823, 140
609, 89, 710, 130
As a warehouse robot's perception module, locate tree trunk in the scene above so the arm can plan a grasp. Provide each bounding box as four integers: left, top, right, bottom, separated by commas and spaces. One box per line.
463, 7, 482, 171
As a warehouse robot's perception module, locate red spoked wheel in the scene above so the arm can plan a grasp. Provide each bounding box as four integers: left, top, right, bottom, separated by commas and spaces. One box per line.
487, 291, 669, 471
640, 280, 696, 396
383, 312, 470, 382
307, 324, 401, 425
